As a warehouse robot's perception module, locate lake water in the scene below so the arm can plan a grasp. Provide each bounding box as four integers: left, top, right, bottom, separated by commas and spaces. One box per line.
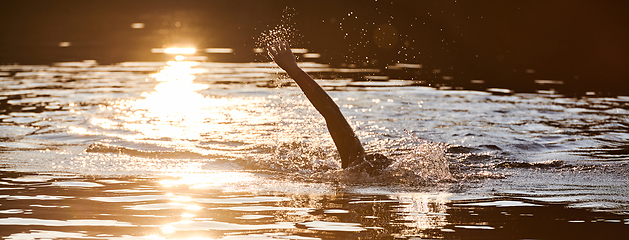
0, 59, 627, 239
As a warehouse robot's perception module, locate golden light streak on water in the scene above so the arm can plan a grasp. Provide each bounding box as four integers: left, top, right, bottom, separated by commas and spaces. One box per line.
205, 48, 234, 53
63, 56, 296, 176
72, 58, 279, 174
393, 193, 450, 232
119, 59, 276, 145
162, 225, 176, 234
160, 172, 256, 189
94, 60, 216, 145
164, 47, 197, 55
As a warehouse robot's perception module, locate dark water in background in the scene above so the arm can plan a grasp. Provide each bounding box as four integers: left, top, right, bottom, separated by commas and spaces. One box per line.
0, 59, 628, 239
2, 0, 629, 96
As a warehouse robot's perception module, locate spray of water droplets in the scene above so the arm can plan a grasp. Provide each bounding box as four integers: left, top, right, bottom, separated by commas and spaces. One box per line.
256, 7, 303, 53
282, 134, 454, 186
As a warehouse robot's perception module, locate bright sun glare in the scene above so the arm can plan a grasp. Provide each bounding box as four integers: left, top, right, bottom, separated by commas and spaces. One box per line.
164, 47, 197, 54
76, 48, 279, 175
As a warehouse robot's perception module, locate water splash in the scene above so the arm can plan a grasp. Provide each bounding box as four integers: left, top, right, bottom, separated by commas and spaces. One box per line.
256, 7, 303, 51
285, 134, 455, 185
383, 137, 452, 184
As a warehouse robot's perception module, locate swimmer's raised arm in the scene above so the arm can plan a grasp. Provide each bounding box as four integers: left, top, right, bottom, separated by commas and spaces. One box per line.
267, 41, 365, 168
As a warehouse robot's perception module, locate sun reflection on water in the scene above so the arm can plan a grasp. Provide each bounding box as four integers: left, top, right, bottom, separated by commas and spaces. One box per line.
393, 193, 450, 231
160, 172, 256, 189
81, 55, 280, 164
140, 60, 210, 112
128, 60, 217, 142
81, 58, 221, 145
114, 60, 279, 144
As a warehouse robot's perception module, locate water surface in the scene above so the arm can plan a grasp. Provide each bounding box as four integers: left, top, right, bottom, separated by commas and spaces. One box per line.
0, 59, 627, 239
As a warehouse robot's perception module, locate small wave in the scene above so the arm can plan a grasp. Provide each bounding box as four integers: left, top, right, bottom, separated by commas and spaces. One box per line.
496, 160, 568, 169
85, 143, 209, 159
447, 144, 502, 154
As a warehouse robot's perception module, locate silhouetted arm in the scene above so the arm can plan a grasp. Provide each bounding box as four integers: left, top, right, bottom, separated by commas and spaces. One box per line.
267, 41, 365, 168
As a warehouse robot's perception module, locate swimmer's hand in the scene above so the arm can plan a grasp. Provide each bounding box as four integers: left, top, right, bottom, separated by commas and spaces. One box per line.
267, 41, 301, 76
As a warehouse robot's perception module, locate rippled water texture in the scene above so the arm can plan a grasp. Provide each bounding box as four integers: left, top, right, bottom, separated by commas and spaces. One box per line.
0, 60, 628, 239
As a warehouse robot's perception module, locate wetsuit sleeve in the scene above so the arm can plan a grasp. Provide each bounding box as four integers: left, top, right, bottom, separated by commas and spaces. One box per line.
288, 70, 365, 168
